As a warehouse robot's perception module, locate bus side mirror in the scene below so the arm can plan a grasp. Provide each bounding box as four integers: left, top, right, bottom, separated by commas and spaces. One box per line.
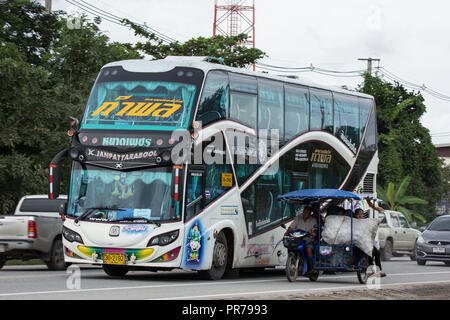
281, 224, 287, 229
48, 149, 69, 200
410, 222, 417, 228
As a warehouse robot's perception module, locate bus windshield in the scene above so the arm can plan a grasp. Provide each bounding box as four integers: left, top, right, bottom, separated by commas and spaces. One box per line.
67, 163, 177, 222
81, 79, 198, 130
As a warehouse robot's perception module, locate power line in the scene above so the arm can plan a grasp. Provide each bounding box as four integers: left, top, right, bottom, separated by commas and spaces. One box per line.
376, 67, 450, 101
64, 0, 177, 44
256, 60, 450, 102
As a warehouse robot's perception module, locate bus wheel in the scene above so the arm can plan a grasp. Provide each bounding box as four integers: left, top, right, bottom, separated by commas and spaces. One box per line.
102, 264, 129, 277
199, 232, 228, 280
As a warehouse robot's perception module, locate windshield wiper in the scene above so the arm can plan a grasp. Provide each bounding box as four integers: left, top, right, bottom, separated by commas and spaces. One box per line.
109, 217, 161, 227
75, 207, 125, 223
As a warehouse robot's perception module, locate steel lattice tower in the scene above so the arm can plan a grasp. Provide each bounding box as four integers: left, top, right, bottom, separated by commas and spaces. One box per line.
213, 0, 255, 48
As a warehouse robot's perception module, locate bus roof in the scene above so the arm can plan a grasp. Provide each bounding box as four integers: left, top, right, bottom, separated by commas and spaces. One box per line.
102, 56, 374, 100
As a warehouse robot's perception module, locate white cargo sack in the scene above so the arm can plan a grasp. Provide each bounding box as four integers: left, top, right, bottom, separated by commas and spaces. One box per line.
321, 215, 380, 256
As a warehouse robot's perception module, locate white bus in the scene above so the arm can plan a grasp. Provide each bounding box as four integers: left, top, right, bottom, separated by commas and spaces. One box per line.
48, 56, 378, 279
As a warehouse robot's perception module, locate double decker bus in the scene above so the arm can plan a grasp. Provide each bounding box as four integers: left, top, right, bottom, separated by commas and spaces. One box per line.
49, 56, 378, 279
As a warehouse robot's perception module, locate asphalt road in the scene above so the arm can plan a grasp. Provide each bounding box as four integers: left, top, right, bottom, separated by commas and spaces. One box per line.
0, 257, 449, 300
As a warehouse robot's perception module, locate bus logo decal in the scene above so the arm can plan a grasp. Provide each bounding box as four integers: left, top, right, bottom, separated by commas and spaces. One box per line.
102, 137, 151, 147
186, 221, 202, 264
91, 96, 183, 118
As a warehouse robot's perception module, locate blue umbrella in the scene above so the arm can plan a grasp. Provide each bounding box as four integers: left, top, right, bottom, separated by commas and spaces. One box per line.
277, 188, 362, 202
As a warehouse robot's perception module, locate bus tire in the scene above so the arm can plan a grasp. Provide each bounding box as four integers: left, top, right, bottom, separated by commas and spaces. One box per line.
102, 264, 129, 277
199, 231, 228, 280
46, 239, 67, 270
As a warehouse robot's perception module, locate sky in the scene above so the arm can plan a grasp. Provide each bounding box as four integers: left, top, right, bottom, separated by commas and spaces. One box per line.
46, 0, 450, 145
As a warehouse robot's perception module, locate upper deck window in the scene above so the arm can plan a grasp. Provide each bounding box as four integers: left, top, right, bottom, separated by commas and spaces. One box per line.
310, 88, 333, 133
284, 84, 309, 140
334, 93, 360, 153
359, 97, 373, 139
228, 73, 257, 129
258, 79, 283, 134
81, 66, 203, 131
195, 71, 228, 126
229, 73, 257, 94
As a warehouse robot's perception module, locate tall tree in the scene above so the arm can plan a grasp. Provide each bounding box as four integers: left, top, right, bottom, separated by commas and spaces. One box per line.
359, 74, 444, 222
0, 2, 141, 212
0, 0, 61, 65
122, 19, 266, 68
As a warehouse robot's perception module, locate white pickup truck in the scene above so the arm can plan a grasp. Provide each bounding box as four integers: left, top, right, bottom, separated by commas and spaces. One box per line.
0, 195, 67, 270
377, 210, 421, 261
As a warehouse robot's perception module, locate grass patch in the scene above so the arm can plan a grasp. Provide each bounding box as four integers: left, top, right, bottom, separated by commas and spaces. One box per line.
5, 259, 44, 265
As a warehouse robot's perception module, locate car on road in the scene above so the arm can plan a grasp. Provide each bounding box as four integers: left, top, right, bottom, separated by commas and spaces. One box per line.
415, 215, 450, 265
377, 210, 421, 261
0, 195, 67, 270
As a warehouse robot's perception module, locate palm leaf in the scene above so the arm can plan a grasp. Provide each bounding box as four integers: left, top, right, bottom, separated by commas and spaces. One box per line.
398, 205, 427, 224
396, 176, 411, 201
397, 196, 428, 205
386, 182, 396, 210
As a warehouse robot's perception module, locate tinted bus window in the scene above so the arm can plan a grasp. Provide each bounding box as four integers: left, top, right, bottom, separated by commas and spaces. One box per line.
258, 79, 283, 134
310, 88, 333, 133
359, 97, 372, 139
282, 141, 350, 190
229, 73, 257, 94
229, 92, 257, 129
203, 133, 234, 205
284, 85, 309, 140
334, 93, 360, 153
185, 170, 204, 221
196, 71, 228, 126
225, 131, 261, 186
81, 67, 202, 131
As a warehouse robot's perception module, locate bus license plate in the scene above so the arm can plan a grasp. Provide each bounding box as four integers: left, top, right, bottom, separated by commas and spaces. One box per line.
433, 247, 445, 254
103, 253, 126, 265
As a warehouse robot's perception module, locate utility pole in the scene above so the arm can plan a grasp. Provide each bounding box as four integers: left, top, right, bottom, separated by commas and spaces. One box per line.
45, 0, 52, 14
358, 57, 380, 75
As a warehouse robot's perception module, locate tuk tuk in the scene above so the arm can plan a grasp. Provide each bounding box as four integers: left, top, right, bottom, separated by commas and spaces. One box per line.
278, 188, 377, 284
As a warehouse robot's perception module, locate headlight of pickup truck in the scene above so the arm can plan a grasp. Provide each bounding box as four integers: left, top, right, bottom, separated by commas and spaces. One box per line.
148, 230, 179, 246
62, 226, 84, 244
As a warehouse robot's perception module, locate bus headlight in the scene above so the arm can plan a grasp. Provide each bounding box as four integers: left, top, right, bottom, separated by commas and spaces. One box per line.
148, 230, 179, 246
62, 226, 84, 244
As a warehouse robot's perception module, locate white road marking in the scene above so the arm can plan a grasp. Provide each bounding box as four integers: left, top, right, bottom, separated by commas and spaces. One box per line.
1, 270, 450, 298
155, 279, 450, 300
0, 278, 283, 297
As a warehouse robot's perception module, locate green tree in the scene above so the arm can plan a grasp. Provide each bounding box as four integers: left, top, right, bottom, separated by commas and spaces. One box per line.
0, 2, 141, 212
0, 43, 68, 212
377, 176, 428, 223
0, 0, 61, 65
359, 74, 443, 222
122, 19, 266, 68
